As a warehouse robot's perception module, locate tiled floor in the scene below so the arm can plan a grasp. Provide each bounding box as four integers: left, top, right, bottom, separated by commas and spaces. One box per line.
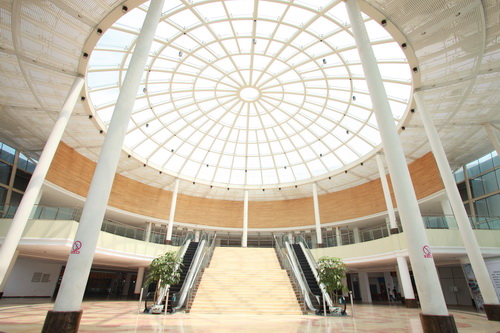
0, 299, 499, 332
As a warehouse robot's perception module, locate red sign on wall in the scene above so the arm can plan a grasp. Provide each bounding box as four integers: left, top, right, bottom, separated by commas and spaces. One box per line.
71, 240, 82, 254
423, 245, 432, 258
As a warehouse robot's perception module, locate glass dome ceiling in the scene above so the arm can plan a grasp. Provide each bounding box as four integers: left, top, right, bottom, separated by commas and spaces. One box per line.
86, 0, 412, 188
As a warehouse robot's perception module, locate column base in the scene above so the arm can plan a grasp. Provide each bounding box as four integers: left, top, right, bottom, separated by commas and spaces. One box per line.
419, 313, 457, 333
42, 310, 83, 333
164, 240, 172, 245
390, 228, 399, 234
484, 304, 500, 321
316, 243, 324, 248
405, 298, 419, 308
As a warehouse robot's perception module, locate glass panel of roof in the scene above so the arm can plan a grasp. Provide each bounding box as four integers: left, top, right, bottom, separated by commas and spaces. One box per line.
87, 0, 412, 187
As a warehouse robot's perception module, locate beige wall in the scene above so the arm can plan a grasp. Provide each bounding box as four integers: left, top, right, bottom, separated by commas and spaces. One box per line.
46, 143, 444, 228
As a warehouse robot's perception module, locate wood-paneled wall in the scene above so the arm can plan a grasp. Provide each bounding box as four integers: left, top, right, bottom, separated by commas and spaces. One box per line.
46, 143, 444, 228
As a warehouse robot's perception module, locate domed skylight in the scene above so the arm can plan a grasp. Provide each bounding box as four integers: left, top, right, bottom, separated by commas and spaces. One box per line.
86, 0, 412, 188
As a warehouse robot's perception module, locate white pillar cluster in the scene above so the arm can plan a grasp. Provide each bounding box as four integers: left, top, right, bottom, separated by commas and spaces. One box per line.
0, 76, 85, 292
345, 0, 449, 316
414, 91, 499, 306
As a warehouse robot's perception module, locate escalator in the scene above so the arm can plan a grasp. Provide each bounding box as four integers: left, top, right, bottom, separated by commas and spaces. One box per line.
165, 241, 199, 312
291, 244, 324, 313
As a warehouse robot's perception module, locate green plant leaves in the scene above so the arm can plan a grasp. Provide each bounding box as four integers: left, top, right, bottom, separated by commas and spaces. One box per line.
143, 251, 183, 289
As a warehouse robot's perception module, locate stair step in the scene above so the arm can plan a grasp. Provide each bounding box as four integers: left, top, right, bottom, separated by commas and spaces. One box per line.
190, 247, 301, 315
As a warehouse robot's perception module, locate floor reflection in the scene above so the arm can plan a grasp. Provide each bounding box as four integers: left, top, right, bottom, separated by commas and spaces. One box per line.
0, 299, 498, 333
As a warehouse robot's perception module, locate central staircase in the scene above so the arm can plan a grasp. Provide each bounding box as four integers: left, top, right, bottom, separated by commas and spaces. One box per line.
189, 247, 302, 315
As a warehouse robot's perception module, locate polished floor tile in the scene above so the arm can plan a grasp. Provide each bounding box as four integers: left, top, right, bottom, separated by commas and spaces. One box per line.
0, 299, 499, 332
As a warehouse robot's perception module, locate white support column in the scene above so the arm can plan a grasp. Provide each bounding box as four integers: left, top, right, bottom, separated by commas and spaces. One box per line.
376, 153, 398, 232
145, 222, 153, 242
0, 75, 85, 293
396, 255, 416, 301
440, 198, 458, 229
312, 182, 323, 246
358, 272, 372, 303
484, 123, 500, 157
242, 190, 248, 247
335, 227, 342, 246
353, 227, 361, 243
346, 0, 449, 317
414, 91, 499, 308
134, 267, 145, 295
166, 178, 180, 243
195, 230, 200, 242
50, 0, 165, 314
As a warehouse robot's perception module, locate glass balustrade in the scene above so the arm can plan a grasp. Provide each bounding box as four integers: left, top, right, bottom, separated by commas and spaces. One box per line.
1, 204, 499, 248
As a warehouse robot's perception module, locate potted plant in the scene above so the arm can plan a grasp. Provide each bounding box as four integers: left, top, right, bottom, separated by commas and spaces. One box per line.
317, 256, 348, 312
143, 251, 183, 314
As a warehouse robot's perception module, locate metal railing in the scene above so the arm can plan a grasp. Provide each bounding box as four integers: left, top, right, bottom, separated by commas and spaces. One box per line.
295, 235, 335, 311
154, 233, 194, 307
182, 232, 217, 312
275, 234, 318, 313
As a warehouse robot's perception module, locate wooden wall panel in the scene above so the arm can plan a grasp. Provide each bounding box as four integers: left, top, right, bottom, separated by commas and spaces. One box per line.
175, 194, 243, 228
47, 143, 444, 229
318, 179, 387, 223
248, 197, 315, 228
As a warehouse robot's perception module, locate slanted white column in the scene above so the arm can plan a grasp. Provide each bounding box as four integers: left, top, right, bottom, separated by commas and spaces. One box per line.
335, 227, 342, 246
414, 90, 499, 307
28, 189, 44, 219
440, 198, 458, 229
312, 183, 323, 246
346, 0, 448, 316
353, 227, 361, 243
396, 255, 416, 300
134, 267, 145, 295
51, 0, 165, 313
0, 75, 84, 292
0, 250, 19, 297
358, 272, 372, 303
166, 178, 180, 243
484, 123, 500, 157
242, 190, 248, 247
376, 153, 398, 232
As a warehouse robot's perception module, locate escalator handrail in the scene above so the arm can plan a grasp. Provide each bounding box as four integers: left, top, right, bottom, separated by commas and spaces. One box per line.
274, 234, 318, 312
296, 236, 334, 310
172, 232, 217, 310
154, 233, 193, 305
184, 232, 217, 306
284, 240, 318, 312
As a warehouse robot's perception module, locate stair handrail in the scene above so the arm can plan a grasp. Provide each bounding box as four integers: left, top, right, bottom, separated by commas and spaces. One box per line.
275, 234, 318, 312
154, 232, 194, 306
295, 235, 335, 310
171, 232, 216, 311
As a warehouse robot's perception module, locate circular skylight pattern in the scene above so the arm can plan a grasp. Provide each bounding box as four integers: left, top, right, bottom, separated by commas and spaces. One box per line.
86, 0, 412, 187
